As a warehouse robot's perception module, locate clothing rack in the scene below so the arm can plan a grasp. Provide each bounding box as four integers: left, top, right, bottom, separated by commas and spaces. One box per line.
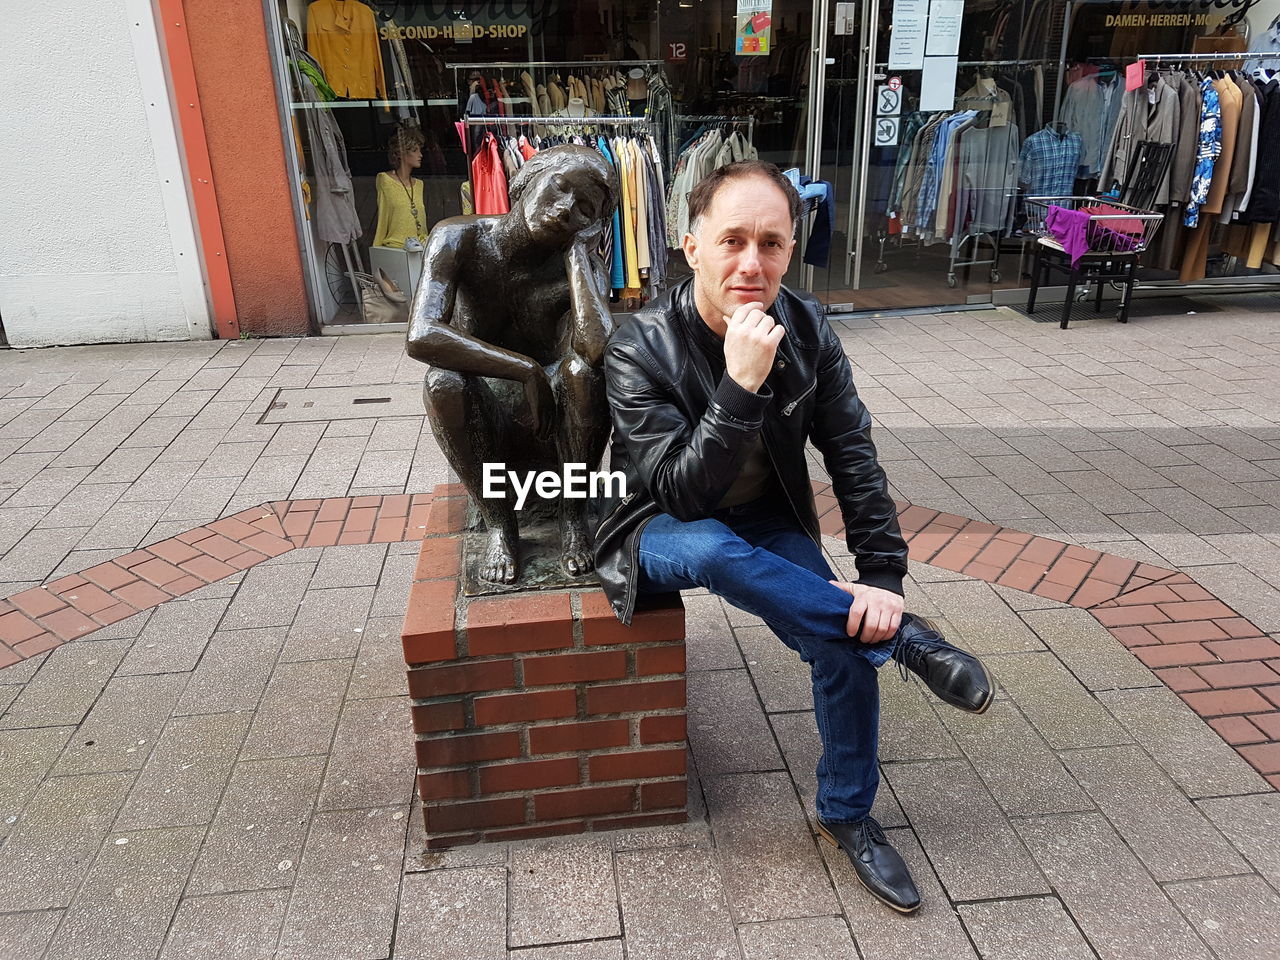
450, 59, 663, 71
1134, 52, 1256, 61
462, 116, 652, 126
873, 58, 1054, 68
673, 115, 756, 140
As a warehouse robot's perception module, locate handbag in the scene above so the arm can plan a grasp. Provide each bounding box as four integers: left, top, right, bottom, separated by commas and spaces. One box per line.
356, 269, 410, 324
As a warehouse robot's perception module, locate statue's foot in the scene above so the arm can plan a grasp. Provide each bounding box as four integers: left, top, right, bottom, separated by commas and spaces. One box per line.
479, 526, 519, 584
560, 517, 595, 577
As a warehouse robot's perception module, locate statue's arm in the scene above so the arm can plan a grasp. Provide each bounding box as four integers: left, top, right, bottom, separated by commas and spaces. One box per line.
405, 223, 538, 383
565, 233, 613, 367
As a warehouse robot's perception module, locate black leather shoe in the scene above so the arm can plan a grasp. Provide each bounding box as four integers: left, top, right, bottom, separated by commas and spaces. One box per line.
895, 613, 994, 714
817, 816, 921, 913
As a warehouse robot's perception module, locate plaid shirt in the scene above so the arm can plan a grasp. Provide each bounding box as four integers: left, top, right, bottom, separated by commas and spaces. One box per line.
1018, 126, 1083, 197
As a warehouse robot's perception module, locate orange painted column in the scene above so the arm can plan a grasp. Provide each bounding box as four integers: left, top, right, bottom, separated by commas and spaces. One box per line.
180, 0, 313, 338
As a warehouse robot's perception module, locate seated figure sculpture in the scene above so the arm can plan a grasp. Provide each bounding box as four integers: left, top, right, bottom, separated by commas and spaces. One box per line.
406, 145, 617, 584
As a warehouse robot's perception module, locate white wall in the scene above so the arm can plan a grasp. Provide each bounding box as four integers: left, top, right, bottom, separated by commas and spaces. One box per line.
0, 0, 211, 347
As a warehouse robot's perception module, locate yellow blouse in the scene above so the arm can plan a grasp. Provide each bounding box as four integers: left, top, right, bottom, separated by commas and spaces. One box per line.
373, 172, 427, 249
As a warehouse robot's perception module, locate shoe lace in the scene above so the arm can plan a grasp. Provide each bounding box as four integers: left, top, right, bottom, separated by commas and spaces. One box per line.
856, 816, 887, 846
894, 618, 941, 684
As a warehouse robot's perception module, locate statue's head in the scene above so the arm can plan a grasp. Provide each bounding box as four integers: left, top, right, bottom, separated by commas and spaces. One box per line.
508, 144, 617, 246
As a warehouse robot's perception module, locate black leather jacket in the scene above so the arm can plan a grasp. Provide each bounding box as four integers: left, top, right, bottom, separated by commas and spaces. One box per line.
593, 277, 907, 624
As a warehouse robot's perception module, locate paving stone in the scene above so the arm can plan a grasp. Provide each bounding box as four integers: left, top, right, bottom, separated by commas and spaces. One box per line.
317, 695, 415, 810
1015, 812, 1211, 960
1058, 744, 1248, 881
52, 673, 186, 776
1183, 563, 1280, 632
346, 616, 410, 701
393, 866, 506, 960
683, 594, 744, 670
0, 725, 75, 837
310, 543, 388, 589
174, 627, 286, 716
187, 755, 326, 895
1164, 874, 1280, 960
222, 562, 316, 630
43, 825, 203, 960
369, 551, 414, 619
736, 916, 858, 960
918, 580, 1046, 654
615, 847, 741, 960
77, 499, 168, 550
117, 596, 231, 676
1020, 607, 1159, 691
0, 771, 135, 911
986, 651, 1132, 748
1196, 793, 1280, 890
240, 658, 351, 760
884, 758, 1048, 900
0, 909, 63, 960
705, 772, 838, 923
821, 827, 978, 960
958, 898, 1094, 960
768, 709, 907, 828
0, 525, 89, 582
508, 835, 620, 947
280, 586, 375, 662
36, 481, 128, 528
878, 668, 961, 762
687, 669, 782, 776
939, 699, 1092, 816
734, 624, 814, 713
509, 942, 624, 960
1097, 686, 1270, 797
116, 712, 251, 830
276, 806, 408, 960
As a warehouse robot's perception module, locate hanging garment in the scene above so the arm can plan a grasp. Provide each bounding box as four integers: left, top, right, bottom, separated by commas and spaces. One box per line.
1169, 72, 1203, 204
296, 70, 362, 244
1203, 76, 1243, 216
953, 121, 1021, 236
1184, 79, 1223, 228
1246, 78, 1280, 224
1223, 74, 1260, 222
1019, 125, 1083, 196
1059, 75, 1123, 178
373, 172, 426, 249
1100, 74, 1181, 204
306, 0, 387, 100
471, 133, 510, 215
596, 136, 626, 292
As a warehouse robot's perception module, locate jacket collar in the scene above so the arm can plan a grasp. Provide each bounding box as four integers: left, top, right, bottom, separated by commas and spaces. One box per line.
671, 276, 802, 375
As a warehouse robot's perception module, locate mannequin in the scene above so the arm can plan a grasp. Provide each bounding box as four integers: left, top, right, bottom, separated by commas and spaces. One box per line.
374, 124, 428, 250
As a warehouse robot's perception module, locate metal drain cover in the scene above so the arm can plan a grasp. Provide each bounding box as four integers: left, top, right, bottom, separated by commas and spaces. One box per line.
260, 384, 423, 423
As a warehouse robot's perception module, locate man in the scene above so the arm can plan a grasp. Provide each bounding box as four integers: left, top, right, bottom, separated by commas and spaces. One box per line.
593, 161, 993, 913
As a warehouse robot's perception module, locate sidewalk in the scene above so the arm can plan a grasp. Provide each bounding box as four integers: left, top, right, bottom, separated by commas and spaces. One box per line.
1, 301, 1279, 959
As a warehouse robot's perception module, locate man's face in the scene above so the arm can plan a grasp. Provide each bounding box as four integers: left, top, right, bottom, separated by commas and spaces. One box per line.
682, 175, 796, 330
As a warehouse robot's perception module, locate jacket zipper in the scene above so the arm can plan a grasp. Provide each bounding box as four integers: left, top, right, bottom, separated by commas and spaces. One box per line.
781, 378, 817, 417
625, 511, 656, 624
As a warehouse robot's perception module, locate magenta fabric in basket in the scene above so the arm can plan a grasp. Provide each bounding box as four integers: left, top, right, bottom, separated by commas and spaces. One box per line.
1045, 205, 1092, 267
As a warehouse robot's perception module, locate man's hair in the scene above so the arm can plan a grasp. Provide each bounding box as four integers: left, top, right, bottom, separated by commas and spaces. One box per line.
508, 145, 618, 222
687, 161, 802, 238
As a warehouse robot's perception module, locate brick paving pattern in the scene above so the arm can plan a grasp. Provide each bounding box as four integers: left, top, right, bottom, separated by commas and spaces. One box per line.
1, 304, 1279, 958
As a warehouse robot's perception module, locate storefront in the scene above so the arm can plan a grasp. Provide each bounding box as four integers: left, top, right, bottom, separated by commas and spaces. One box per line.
265, 0, 1280, 327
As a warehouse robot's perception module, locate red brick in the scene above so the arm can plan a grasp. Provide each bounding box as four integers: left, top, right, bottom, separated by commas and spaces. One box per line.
587, 679, 685, 715
225, 549, 269, 571
483, 821, 586, 843
240, 531, 293, 558
930, 529, 997, 572
352, 495, 382, 509
316, 498, 352, 522
1202, 637, 1280, 662
1090, 554, 1138, 586
590, 811, 687, 832
413, 537, 461, 581
115, 550, 154, 569
963, 562, 1005, 582
1147, 621, 1229, 645
906, 530, 954, 563
401, 579, 458, 665
9, 588, 66, 619
1094, 605, 1170, 628
523, 650, 628, 686
344, 507, 379, 533
336, 530, 373, 546
425, 797, 526, 833
193, 534, 244, 562
1019, 537, 1066, 568
640, 715, 687, 744
1238, 742, 1280, 775
640, 780, 688, 810
992, 528, 1034, 546
92, 603, 138, 626
406, 504, 432, 540
407, 659, 515, 698
1032, 579, 1077, 603
371, 517, 407, 543
635, 644, 686, 677
581, 591, 683, 646
38, 607, 100, 641
180, 554, 236, 584
534, 785, 634, 820
529, 719, 629, 754
969, 537, 1023, 573
995, 560, 1046, 592
1181, 688, 1275, 716
207, 516, 261, 541
380, 494, 412, 518
1208, 716, 1268, 745
479, 757, 579, 794
1158, 600, 1238, 622
466, 593, 573, 656
1259, 686, 1280, 709
1069, 579, 1122, 609
0, 612, 48, 644
14, 633, 61, 657
0, 643, 19, 670
419, 769, 472, 800
1107, 625, 1162, 648
304, 521, 342, 547
412, 700, 466, 734
283, 511, 317, 539
1193, 661, 1280, 689
1246, 712, 1280, 740
1108, 584, 1183, 605
1136, 563, 1177, 580
1212, 618, 1264, 639
1267, 774, 1280, 791
55, 584, 118, 616
416, 731, 521, 767
1169, 583, 1216, 602
589, 748, 686, 782
474, 689, 576, 726
81, 562, 137, 591
426, 497, 467, 535
1155, 667, 1210, 692
1042, 556, 1094, 589
896, 504, 939, 533
175, 526, 217, 545
1133, 644, 1214, 669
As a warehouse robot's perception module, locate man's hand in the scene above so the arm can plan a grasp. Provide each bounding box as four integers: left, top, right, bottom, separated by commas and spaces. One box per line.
723, 301, 785, 393
828, 581, 904, 645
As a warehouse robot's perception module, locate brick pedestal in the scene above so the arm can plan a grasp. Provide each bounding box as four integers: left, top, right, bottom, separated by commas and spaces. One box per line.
401, 485, 688, 847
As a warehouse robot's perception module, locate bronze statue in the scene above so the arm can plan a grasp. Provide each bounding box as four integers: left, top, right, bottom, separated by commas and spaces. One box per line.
406, 144, 617, 586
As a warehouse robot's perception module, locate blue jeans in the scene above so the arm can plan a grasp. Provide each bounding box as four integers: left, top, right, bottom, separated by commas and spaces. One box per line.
637, 500, 895, 822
